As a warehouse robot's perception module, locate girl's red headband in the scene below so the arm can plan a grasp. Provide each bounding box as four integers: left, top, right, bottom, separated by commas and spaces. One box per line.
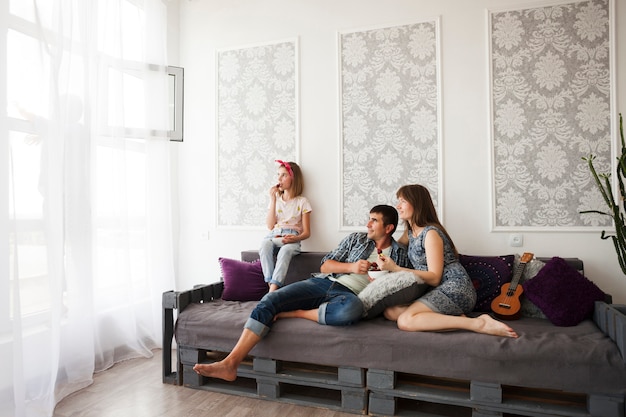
275, 160, 293, 177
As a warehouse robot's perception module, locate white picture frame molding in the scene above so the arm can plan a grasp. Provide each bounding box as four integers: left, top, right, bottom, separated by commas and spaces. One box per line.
215, 38, 300, 229
338, 18, 443, 231
488, 0, 615, 231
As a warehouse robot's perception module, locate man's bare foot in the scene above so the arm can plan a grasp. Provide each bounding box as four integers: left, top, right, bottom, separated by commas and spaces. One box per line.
193, 361, 238, 381
476, 314, 518, 338
268, 283, 279, 293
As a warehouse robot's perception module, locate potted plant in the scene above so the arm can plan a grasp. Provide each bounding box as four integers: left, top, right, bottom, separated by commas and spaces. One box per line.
581, 113, 626, 275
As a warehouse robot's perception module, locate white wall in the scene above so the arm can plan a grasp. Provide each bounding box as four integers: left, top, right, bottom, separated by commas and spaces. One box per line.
173, 0, 626, 303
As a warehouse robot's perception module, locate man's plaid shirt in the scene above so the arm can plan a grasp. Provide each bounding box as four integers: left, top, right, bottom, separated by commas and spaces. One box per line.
319, 232, 411, 278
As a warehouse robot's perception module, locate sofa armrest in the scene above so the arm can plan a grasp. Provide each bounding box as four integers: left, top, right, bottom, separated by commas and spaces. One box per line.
162, 282, 225, 385
162, 290, 179, 385
593, 301, 626, 364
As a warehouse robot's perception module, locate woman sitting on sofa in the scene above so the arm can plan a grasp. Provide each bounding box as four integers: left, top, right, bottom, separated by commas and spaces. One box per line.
378, 184, 518, 338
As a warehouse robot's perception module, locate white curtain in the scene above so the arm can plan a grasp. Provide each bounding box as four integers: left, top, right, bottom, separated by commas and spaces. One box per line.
2, 1, 175, 416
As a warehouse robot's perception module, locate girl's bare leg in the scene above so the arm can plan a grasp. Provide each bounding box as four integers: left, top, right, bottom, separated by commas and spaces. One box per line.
193, 328, 261, 381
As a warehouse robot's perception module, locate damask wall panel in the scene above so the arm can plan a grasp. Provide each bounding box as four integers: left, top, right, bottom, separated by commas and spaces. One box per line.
489, 0, 614, 230
339, 20, 441, 229
217, 39, 298, 228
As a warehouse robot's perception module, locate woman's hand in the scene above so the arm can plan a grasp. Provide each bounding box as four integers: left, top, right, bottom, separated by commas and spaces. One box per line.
377, 255, 398, 272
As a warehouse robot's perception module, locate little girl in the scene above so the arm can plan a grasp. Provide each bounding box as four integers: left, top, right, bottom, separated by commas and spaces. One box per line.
259, 160, 312, 292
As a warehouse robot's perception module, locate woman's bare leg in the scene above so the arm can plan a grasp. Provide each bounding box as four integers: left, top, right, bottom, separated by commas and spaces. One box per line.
193, 328, 261, 381
383, 304, 409, 321
397, 301, 518, 338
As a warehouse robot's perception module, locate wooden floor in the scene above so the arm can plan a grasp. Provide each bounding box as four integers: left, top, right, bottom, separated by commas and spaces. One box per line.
53, 349, 358, 417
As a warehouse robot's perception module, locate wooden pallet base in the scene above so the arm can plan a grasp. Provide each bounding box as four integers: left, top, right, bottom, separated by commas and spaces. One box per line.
179, 347, 368, 414
367, 369, 624, 417
178, 347, 625, 416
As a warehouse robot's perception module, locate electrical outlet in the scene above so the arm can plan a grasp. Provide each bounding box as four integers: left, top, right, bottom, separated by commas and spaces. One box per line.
509, 233, 523, 247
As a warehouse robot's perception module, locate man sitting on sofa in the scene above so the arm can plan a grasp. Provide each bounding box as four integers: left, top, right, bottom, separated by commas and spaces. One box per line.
193, 204, 411, 381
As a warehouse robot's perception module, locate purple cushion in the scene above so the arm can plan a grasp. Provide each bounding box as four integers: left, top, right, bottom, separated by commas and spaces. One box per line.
522, 256, 605, 326
459, 254, 514, 312
219, 257, 268, 301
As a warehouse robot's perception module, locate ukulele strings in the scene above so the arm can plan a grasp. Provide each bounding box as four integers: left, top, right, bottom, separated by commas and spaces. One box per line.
503, 262, 525, 305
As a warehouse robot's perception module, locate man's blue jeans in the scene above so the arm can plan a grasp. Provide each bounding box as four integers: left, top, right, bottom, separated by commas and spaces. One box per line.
244, 277, 364, 338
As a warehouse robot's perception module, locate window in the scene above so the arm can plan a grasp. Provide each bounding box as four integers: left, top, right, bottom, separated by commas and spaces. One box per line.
4, 0, 173, 328
168, 65, 184, 141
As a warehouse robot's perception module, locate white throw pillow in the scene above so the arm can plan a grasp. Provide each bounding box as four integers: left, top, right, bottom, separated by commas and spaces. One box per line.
358, 271, 428, 319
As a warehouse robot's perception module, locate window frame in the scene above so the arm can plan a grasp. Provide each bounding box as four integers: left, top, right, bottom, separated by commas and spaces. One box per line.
167, 65, 184, 142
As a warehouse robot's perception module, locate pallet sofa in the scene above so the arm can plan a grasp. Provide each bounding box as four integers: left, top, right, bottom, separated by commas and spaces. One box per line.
163, 251, 626, 417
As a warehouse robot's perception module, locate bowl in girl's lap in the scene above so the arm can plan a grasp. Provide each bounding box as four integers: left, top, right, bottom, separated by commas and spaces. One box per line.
368, 270, 389, 280
271, 237, 286, 246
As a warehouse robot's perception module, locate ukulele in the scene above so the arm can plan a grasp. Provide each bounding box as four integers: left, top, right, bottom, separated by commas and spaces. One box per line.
491, 252, 534, 320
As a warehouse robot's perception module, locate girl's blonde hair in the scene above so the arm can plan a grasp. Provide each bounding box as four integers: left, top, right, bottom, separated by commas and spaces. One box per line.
281, 161, 304, 197
396, 184, 459, 257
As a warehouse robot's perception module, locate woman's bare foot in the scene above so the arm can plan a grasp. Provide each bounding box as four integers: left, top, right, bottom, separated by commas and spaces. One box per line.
476, 314, 518, 338
193, 361, 238, 381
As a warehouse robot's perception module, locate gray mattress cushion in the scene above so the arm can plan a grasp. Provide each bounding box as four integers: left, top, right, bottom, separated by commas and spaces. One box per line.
175, 299, 626, 395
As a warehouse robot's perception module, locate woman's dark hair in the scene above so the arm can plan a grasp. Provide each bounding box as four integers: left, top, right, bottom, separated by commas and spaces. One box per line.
370, 204, 399, 234
396, 184, 459, 257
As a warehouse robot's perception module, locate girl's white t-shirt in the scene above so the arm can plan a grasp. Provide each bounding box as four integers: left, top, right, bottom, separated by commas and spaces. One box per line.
273, 195, 312, 234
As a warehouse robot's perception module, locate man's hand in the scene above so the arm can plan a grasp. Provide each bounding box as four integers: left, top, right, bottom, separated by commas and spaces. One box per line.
352, 259, 372, 275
